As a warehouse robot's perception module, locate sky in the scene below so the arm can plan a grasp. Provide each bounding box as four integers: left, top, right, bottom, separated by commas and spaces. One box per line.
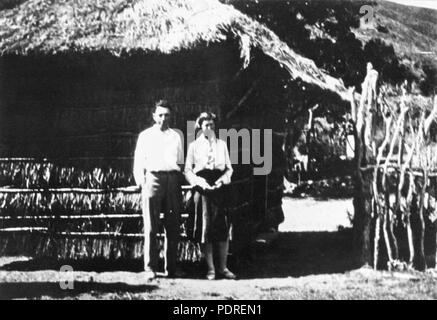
384, 0, 437, 10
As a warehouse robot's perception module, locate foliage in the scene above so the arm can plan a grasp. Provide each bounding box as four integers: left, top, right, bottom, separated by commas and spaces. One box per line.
419, 59, 437, 97
284, 175, 354, 198
226, 0, 432, 95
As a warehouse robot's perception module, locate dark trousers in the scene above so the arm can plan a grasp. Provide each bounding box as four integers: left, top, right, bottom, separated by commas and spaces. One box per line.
142, 171, 182, 273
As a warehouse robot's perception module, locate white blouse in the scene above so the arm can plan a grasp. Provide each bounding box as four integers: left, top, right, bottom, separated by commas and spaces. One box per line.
184, 134, 233, 186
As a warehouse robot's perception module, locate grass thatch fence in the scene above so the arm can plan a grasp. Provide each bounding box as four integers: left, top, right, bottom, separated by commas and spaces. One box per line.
0, 158, 258, 269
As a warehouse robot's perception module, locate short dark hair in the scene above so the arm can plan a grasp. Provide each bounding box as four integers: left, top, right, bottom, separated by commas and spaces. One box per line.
195, 111, 217, 129
154, 99, 171, 112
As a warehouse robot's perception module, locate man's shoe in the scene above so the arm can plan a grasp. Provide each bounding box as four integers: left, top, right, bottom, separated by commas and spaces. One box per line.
167, 270, 186, 279
144, 268, 156, 281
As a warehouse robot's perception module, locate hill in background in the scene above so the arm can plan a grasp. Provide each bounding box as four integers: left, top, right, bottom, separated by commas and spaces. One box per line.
224, 0, 436, 96
353, 0, 436, 93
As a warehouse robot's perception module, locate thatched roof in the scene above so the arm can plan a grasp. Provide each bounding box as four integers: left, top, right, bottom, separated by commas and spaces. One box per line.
0, 0, 348, 100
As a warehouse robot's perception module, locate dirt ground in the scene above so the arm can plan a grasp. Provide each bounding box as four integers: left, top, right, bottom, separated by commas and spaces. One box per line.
0, 198, 436, 300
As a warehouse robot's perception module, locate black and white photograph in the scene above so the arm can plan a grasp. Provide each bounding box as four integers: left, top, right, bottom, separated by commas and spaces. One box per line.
0, 0, 436, 302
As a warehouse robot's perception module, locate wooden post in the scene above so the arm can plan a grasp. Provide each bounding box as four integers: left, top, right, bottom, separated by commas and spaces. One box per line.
387, 196, 399, 261
399, 117, 420, 267
352, 64, 380, 268
373, 199, 381, 269
413, 99, 436, 270
416, 168, 428, 271
383, 186, 394, 267
306, 104, 319, 173
435, 176, 437, 270
380, 97, 408, 265
372, 113, 392, 269
350, 86, 372, 267
393, 92, 407, 263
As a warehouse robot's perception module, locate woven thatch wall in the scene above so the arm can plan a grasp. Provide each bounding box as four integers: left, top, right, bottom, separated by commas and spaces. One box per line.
0, 41, 244, 158
0, 42, 290, 158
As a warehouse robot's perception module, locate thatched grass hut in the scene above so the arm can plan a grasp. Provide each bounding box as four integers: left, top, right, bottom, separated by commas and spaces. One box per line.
0, 0, 348, 263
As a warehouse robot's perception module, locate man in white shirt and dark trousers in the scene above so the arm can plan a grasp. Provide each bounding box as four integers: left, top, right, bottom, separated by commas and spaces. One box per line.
133, 100, 184, 279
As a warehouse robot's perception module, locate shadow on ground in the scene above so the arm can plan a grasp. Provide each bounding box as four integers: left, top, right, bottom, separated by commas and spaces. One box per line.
0, 257, 209, 279
0, 282, 157, 299
0, 229, 357, 280
0, 258, 145, 272
234, 229, 357, 279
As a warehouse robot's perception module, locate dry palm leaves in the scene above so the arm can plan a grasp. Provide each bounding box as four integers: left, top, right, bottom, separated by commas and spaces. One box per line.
0, 232, 202, 262
0, 191, 142, 215
0, 160, 134, 188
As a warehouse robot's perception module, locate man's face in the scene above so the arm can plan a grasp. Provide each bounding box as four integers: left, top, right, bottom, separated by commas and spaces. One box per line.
153, 106, 171, 130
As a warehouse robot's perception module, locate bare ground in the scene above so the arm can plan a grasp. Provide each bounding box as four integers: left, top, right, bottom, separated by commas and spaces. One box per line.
0, 198, 436, 300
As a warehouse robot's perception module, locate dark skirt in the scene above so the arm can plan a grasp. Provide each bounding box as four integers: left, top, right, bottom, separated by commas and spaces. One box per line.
191, 169, 231, 243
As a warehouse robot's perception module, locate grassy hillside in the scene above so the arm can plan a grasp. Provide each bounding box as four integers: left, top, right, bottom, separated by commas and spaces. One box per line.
353, 0, 436, 88
373, 0, 437, 52
225, 0, 436, 95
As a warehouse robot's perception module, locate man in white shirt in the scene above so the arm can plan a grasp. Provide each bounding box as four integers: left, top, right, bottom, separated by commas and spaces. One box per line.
133, 100, 184, 279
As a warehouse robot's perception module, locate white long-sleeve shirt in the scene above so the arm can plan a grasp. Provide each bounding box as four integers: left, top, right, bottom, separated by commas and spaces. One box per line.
184, 134, 233, 186
133, 125, 183, 185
